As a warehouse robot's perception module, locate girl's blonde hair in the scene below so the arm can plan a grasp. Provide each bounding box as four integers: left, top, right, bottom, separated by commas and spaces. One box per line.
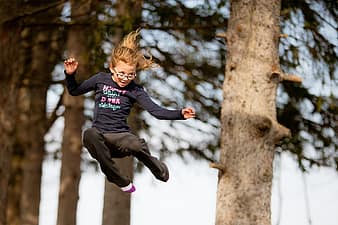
109, 29, 155, 70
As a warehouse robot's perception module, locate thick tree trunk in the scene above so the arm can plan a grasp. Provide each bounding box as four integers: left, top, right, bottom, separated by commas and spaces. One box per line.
20, 28, 62, 225
17, 87, 46, 225
216, 1, 288, 225
6, 146, 22, 225
57, 94, 84, 225
57, 1, 94, 225
102, 158, 133, 225
8, 84, 46, 225
6, 2, 63, 224
0, 3, 25, 224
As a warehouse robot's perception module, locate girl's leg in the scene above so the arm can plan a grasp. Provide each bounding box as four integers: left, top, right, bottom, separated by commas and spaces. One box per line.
104, 132, 169, 182
82, 128, 131, 187
133, 138, 169, 182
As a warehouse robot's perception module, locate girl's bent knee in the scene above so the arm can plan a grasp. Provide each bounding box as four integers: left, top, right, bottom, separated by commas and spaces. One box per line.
118, 135, 143, 153
83, 128, 101, 145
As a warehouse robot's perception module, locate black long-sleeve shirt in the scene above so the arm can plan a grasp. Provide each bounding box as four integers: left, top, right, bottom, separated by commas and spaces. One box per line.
65, 72, 184, 133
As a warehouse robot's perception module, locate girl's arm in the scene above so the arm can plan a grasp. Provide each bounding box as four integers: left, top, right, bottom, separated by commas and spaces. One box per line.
64, 58, 96, 96
136, 87, 195, 120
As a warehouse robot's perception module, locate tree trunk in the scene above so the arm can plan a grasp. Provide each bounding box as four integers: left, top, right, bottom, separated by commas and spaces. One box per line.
17, 86, 46, 225
6, 2, 63, 224
102, 158, 133, 225
19, 27, 61, 225
0, 3, 25, 224
57, 1, 94, 225
57, 94, 84, 225
101, 1, 143, 225
6, 146, 23, 225
216, 1, 289, 225
8, 82, 46, 225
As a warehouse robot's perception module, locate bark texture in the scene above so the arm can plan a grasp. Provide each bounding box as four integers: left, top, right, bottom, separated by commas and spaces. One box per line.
57, 1, 93, 225
216, 1, 286, 225
16, 86, 46, 225
0, 3, 25, 224
102, 158, 134, 225
8, 84, 47, 225
4, 2, 63, 225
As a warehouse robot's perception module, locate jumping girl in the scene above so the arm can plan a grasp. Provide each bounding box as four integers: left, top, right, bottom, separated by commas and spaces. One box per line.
64, 30, 195, 193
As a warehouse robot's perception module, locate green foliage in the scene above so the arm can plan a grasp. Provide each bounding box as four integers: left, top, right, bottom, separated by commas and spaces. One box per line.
135, 0, 227, 160
279, 0, 338, 170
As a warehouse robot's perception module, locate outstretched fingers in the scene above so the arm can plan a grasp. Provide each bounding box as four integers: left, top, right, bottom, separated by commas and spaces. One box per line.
64, 57, 78, 75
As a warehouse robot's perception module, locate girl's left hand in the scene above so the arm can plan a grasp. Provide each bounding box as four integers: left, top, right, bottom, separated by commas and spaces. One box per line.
182, 107, 196, 119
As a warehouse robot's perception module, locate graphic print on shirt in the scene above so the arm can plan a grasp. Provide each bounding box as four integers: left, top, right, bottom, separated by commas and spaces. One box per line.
99, 85, 127, 110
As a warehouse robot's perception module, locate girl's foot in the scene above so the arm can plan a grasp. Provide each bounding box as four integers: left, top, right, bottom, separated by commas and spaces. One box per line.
156, 161, 169, 182
148, 158, 169, 182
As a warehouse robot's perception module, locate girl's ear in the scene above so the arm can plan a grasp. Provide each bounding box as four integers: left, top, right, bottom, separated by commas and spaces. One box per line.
109, 64, 114, 73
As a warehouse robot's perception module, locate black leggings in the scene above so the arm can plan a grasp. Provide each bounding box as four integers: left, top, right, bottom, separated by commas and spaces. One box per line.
82, 127, 165, 187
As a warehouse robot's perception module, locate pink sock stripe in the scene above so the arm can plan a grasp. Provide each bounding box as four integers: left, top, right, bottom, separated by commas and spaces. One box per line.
121, 183, 133, 192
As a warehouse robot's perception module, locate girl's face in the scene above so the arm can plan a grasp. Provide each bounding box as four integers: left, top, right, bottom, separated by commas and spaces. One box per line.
110, 61, 136, 88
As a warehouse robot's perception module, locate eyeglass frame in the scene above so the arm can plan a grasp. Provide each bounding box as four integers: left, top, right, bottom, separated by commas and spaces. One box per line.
113, 69, 136, 80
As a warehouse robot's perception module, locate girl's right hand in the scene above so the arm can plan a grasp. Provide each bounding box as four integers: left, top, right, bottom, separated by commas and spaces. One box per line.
64, 57, 79, 75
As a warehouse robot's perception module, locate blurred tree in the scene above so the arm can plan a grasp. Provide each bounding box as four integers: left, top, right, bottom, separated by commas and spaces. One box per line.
138, 0, 226, 161
278, 0, 337, 170
0, 1, 25, 223
6, 2, 64, 225
57, 1, 96, 225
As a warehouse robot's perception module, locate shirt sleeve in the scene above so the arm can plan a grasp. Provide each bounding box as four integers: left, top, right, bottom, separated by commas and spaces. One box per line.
135, 87, 185, 120
65, 71, 98, 96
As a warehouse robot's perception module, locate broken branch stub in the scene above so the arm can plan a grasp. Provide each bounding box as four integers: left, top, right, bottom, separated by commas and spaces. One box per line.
210, 162, 226, 173
216, 32, 227, 41
270, 70, 302, 83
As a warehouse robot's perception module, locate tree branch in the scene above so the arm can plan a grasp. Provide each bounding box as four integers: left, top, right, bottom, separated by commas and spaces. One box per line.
46, 93, 64, 131
270, 70, 302, 83
209, 162, 226, 173
249, 114, 291, 143
216, 32, 227, 40
270, 120, 291, 143
1, 1, 64, 24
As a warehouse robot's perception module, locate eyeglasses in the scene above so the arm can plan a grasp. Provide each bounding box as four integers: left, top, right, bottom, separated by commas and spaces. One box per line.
114, 70, 136, 80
